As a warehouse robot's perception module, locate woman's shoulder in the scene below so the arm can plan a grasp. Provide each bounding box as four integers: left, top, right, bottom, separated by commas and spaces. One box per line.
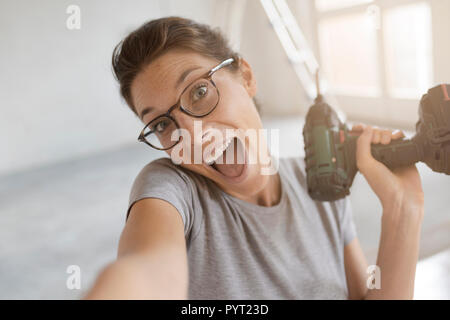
139, 157, 186, 174
127, 158, 208, 241
136, 157, 200, 186
278, 157, 307, 184
131, 157, 211, 205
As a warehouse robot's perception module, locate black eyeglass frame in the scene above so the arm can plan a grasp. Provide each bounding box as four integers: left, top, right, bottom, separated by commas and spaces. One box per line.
138, 57, 235, 151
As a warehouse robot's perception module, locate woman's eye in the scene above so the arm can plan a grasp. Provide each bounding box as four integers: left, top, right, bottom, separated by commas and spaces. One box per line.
155, 120, 168, 133
192, 84, 208, 102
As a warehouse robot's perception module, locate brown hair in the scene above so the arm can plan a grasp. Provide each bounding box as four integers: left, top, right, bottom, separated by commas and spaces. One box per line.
112, 17, 259, 115
112, 16, 260, 117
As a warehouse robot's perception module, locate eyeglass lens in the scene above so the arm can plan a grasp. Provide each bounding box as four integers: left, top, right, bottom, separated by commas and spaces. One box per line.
143, 77, 219, 149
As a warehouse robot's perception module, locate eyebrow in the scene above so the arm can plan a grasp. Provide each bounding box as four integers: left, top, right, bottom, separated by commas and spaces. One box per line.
139, 66, 203, 120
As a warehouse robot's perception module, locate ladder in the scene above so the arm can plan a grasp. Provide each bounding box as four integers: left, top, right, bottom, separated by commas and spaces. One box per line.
260, 0, 319, 99
260, 0, 343, 118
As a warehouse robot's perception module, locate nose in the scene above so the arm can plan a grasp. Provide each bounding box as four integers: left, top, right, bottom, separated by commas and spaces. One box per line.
171, 110, 207, 151
172, 109, 196, 133
174, 111, 219, 150
170, 111, 216, 164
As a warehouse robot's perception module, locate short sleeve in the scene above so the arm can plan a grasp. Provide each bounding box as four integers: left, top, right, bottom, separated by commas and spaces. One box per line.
340, 196, 357, 246
126, 158, 195, 238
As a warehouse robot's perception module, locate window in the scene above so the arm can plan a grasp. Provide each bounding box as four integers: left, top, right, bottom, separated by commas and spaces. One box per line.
383, 2, 432, 99
318, 10, 379, 96
313, 0, 435, 128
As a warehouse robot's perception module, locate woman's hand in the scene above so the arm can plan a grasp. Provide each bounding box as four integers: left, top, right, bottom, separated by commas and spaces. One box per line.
350, 124, 425, 299
351, 124, 424, 217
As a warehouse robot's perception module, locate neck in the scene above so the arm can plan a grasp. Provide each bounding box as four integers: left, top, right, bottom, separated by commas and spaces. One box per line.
246, 171, 282, 207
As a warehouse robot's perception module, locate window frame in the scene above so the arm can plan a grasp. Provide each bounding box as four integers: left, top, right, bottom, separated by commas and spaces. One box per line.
311, 0, 437, 129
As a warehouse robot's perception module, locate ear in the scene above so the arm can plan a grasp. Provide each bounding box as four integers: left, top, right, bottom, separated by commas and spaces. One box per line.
238, 58, 257, 98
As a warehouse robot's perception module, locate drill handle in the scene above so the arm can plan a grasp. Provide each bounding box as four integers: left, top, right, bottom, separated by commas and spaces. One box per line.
370, 138, 422, 169
346, 135, 422, 170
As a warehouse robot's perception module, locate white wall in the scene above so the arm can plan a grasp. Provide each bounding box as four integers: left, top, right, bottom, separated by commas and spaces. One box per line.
239, 0, 312, 116
431, 0, 450, 84
0, 0, 216, 175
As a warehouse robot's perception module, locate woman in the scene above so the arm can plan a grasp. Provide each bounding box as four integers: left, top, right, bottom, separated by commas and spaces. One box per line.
85, 17, 424, 299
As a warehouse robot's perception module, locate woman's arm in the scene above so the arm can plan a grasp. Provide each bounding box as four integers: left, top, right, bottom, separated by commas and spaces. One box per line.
344, 125, 424, 300
83, 198, 188, 299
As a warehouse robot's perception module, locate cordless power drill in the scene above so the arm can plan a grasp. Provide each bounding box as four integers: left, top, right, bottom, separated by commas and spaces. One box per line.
303, 83, 450, 201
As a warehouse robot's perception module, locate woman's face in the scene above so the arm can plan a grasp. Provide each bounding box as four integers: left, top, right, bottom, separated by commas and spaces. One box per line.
131, 49, 274, 199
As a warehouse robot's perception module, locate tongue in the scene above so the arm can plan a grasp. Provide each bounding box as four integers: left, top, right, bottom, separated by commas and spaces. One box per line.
212, 138, 244, 177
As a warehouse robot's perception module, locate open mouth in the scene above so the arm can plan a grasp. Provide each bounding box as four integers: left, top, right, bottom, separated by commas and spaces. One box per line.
203, 136, 248, 182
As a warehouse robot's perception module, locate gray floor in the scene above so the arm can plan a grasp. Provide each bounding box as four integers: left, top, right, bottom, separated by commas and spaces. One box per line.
1, 116, 449, 299
0, 142, 157, 299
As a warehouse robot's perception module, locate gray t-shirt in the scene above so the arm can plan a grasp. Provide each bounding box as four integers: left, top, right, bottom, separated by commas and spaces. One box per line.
127, 157, 357, 299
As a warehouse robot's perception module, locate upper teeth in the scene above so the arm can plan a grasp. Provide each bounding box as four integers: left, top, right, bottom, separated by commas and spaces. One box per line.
204, 137, 234, 165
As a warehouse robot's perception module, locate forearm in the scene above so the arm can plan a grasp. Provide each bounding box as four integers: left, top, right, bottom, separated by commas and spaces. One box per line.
84, 252, 188, 300
365, 200, 424, 300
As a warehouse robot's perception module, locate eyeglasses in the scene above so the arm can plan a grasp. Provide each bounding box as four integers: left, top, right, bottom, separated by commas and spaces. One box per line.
138, 58, 235, 150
